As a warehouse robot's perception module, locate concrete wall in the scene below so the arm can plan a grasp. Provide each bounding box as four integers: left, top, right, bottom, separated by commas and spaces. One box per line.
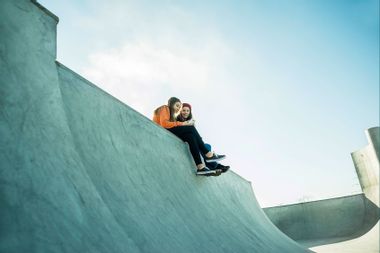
264, 127, 380, 248
1, 1, 138, 252
351, 127, 379, 206
0, 1, 310, 252
264, 194, 379, 245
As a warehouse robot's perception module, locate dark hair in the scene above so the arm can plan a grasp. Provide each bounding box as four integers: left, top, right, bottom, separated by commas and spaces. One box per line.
177, 104, 192, 122
167, 97, 181, 121
155, 97, 181, 122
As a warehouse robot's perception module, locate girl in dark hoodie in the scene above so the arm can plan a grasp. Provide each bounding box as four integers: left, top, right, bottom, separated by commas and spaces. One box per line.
177, 103, 230, 173
153, 97, 225, 175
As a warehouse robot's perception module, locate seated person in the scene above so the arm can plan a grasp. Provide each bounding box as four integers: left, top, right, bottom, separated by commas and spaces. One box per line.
153, 97, 226, 175
177, 103, 229, 173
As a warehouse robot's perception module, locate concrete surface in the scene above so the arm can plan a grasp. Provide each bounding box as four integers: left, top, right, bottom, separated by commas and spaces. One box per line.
310, 221, 379, 253
0, 1, 311, 252
264, 194, 378, 246
265, 127, 380, 253
351, 127, 379, 206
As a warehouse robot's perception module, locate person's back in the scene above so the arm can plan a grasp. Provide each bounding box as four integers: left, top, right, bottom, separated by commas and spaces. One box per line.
152, 105, 166, 125
153, 104, 185, 129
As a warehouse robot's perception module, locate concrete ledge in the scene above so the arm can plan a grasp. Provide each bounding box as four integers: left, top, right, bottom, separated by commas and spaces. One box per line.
264, 194, 379, 247
31, 0, 59, 22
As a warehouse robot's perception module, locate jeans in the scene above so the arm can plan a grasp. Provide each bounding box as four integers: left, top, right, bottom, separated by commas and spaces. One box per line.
167, 126, 209, 165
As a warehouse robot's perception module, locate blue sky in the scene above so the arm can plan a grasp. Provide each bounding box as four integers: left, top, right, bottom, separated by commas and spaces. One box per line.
39, 0, 379, 207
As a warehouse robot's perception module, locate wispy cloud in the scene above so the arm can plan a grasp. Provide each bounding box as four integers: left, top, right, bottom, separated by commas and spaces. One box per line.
79, 0, 234, 117
82, 39, 232, 116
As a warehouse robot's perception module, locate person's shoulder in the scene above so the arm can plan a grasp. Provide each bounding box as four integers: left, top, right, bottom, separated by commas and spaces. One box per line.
159, 105, 168, 110
155, 105, 168, 113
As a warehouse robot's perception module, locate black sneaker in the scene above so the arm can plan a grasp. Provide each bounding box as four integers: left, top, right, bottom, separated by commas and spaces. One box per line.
216, 164, 230, 173
208, 168, 223, 177
205, 153, 226, 163
196, 167, 219, 176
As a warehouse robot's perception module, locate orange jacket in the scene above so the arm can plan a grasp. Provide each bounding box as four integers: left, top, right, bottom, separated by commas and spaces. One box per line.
153, 105, 184, 129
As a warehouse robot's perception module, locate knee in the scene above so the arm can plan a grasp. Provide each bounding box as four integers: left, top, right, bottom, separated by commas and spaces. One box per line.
182, 133, 197, 144
187, 125, 197, 133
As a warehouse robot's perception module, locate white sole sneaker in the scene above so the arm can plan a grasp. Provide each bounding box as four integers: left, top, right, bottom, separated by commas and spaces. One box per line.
205, 156, 226, 163
196, 169, 216, 175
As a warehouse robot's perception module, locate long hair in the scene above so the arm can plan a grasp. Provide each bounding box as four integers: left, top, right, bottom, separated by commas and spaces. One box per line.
167, 97, 181, 121
154, 97, 181, 122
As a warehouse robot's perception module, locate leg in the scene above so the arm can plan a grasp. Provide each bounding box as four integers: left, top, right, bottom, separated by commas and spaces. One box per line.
168, 127, 203, 165
181, 133, 203, 165
186, 126, 210, 155
203, 143, 218, 168
169, 126, 210, 155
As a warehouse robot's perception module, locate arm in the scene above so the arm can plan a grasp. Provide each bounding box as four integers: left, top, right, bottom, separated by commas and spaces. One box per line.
156, 107, 184, 128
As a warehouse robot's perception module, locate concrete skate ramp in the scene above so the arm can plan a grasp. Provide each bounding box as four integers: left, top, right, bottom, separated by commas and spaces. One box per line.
309, 127, 379, 253
264, 127, 380, 252
0, 1, 310, 252
310, 221, 379, 253
264, 194, 379, 248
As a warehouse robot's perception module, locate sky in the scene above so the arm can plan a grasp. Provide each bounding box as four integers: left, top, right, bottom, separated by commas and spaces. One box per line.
38, 0, 379, 207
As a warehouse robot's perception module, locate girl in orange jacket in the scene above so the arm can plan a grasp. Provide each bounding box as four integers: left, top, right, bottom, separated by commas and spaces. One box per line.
153, 97, 225, 175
